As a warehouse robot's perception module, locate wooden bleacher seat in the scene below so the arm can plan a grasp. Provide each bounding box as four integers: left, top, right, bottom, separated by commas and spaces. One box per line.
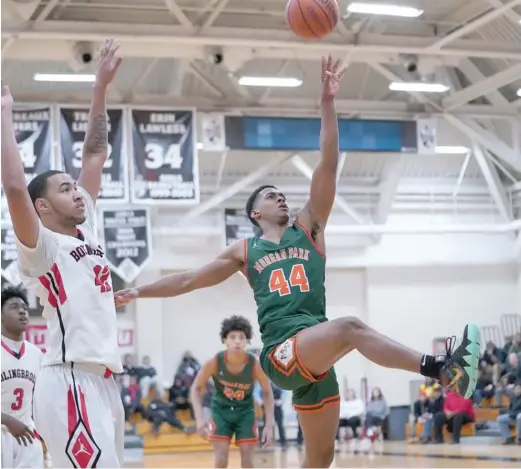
475, 407, 500, 421
481, 395, 509, 409
405, 420, 475, 441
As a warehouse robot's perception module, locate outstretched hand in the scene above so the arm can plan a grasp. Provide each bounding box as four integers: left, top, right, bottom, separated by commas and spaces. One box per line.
1, 86, 13, 110
95, 38, 123, 88
321, 54, 346, 100
114, 288, 138, 308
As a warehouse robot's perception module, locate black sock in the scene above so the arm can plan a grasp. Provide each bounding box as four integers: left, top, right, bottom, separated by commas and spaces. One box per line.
420, 354, 445, 379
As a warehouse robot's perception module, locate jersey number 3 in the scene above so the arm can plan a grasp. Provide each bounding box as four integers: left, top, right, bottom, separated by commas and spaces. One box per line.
11, 388, 24, 411
269, 264, 310, 296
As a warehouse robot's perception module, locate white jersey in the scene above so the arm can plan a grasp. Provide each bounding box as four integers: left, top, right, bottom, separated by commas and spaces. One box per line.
1, 337, 43, 427
15, 187, 123, 373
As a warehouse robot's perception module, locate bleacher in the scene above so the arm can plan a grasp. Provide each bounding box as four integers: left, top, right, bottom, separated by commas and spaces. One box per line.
407, 313, 521, 445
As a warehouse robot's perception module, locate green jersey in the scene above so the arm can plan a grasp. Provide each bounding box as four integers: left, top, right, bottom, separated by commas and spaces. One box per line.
212, 351, 255, 408
245, 221, 327, 348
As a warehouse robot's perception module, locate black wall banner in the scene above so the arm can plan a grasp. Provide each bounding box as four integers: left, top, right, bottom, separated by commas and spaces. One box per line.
130, 109, 199, 204
1, 107, 54, 224
101, 209, 152, 284
224, 208, 256, 246
59, 107, 128, 202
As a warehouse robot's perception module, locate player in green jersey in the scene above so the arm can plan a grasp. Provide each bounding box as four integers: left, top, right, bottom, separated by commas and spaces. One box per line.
115, 55, 481, 467
190, 316, 274, 468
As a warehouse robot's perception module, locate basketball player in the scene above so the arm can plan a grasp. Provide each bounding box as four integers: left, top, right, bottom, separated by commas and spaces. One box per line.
115, 55, 481, 467
191, 316, 274, 468
1, 38, 125, 468
1, 285, 44, 468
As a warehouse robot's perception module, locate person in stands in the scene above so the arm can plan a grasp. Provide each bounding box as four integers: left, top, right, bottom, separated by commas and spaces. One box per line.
432, 390, 475, 444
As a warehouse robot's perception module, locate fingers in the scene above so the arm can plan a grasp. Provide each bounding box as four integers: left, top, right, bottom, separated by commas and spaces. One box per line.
321, 56, 326, 81
2, 85, 9, 96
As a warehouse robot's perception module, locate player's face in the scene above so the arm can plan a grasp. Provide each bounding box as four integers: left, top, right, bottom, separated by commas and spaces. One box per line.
223, 330, 248, 351
36, 173, 86, 226
1, 297, 29, 334
252, 187, 290, 227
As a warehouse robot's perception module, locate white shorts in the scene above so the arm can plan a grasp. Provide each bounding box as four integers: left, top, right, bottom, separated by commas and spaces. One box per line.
33, 363, 125, 468
1, 426, 43, 468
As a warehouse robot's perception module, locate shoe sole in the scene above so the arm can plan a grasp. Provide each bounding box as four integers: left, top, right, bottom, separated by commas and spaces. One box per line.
462, 324, 481, 399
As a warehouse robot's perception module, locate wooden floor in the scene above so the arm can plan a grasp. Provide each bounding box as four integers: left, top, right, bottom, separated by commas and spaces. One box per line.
130, 442, 521, 468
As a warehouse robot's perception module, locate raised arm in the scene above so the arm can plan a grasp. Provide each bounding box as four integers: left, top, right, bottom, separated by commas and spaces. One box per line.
1, 87, 40, 248
297, 55, 345, 237
77, 39, 122, 202
114, 240, 244, 306
190, 357, 217, 437
254, 358, 274, 447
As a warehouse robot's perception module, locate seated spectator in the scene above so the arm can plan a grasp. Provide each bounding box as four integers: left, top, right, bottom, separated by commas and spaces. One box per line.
338, 389, 365, 442
508, 333, 521, 356
473, 366, 495, 406
420, 378, 435, 398
497, 382, 521, 445
496, 353, 521, 407
480, 341, 504, 383
147, 387, 192, 436
363, 388, 388, 435
176, 351, 200, 387
169, 376, 194, 419
123, 354, 137, 377
433, 390, 475, 444
136, 355, 164, 398
411, 391, 432, 443
121, 375, 146, 428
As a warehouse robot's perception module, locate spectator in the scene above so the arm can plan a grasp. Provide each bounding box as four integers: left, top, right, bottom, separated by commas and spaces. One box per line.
497, 382, 521, 445
169, 376, 194, 419
496, 353, 521, 407
411, 391, 432, 443
123, 354, 137, 377
338, 389, 365, 442
508, 333, 521, 356
147, 387, 192, 436
363, 388, 388, 432
473, 366, 495, 406
432, 391, 475, 444
420, 378, 437, 398
136, 355, 164, 398
480, 341, 503, 383
176, 351, 200, 386
271, 383, 287, 447
121, 375, 146, 428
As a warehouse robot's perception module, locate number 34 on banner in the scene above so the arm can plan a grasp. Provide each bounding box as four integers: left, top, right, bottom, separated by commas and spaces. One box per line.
144, 143, 182, 170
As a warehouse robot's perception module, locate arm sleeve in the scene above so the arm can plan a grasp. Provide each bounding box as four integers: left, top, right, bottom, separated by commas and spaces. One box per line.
15, 223, 60, 278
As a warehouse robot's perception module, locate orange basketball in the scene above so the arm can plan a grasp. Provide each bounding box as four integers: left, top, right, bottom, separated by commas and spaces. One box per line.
286, 0, 340, 40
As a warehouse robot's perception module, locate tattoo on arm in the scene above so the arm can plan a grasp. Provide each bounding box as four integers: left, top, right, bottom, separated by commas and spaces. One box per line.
84, 114, 108, 156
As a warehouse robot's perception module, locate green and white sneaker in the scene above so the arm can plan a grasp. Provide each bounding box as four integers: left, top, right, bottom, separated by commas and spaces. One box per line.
440, 324, 481, 399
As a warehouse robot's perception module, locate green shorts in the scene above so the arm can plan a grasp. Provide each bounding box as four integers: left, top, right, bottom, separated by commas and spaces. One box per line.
209, 404, 258, 445
260, 333, 340, 413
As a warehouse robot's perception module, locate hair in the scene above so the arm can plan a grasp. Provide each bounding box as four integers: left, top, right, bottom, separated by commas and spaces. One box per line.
245, 185, 277, 227
371, 387, 383, 400
1, 284, 28, 311
27, 170, 64, 205
220, 315, 253, 341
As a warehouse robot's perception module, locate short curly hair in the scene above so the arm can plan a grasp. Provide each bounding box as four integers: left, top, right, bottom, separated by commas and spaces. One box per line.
245, 185, 276, 227
1, 284, 28, 311
220, 315, 253, 341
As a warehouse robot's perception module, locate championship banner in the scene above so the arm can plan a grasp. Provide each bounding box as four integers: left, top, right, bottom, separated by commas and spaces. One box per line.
59, 107, 128, 202
1, 107, 54, 224
130, 109, 199, 204
101, 208, 152, 283
1, 226, 22, 287
201, 113, 226, 152
25, 318, 136, 354
224, 208, 256, 246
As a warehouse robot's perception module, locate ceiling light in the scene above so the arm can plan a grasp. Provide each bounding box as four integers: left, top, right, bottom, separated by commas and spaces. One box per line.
347, 2, 423, 17
238, 76, 303, 87
33, 73, 96, 83
517, 88, 521, 97
435, 146, 469, 154
389, 82, 450, 93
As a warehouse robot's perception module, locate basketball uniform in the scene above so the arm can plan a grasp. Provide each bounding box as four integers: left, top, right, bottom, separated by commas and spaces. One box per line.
15, 186, 124, 468
209, 351, 258, 445
1, 337, 44, 468
245, 221, 340, 412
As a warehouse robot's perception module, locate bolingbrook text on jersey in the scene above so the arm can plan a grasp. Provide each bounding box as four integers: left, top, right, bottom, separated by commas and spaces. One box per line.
1, 368, 36, 384
69, 243, 105, 262
253, 247, 311, 274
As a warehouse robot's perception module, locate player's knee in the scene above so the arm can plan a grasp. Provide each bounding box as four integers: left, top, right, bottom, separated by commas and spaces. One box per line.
339, 316, 366, 337
214, 452, 228, 468
307, 445, 335, 468
240, 453, 254, 468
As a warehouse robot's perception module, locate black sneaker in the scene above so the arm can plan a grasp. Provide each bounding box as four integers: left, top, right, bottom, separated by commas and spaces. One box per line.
439, 324, 480, 399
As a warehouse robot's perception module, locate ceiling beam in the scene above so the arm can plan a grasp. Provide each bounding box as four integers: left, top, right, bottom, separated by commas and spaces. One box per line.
471, 143, 513, 223
443, 63, 521, 111
163, 0, 194, 29
427, 0, 521, 50
201, 0, 231, 30
487, 0, 521, 25
4, 22, 521, 61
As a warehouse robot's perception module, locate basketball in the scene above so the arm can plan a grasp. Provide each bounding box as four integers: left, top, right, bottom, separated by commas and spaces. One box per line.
285, 0, 340, 40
